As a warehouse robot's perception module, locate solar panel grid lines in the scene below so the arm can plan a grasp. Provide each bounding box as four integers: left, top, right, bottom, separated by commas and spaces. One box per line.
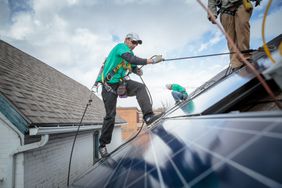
104, 134, 156, 188
144, 162, 148, 188
124, 126, 191, 188
164, 125, 221, 183
271, 125, 282, 133
124, 132, 166, 188
160, 121, 215, 144
122, 144, 154, 188
232, 136, 282, 185
122, 153, 137, 188
124, 159, 153, 188
103, 146, 139, 188
121, 159, 147, 187
199, 121, 282, 140
148, 131, 166, 188
74, 147, 130, 188
128, 158, 149, 188
156, 130, 191, 188
187, 123, 280, 187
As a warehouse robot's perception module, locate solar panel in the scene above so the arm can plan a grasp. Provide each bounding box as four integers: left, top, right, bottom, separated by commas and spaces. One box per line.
71, 113, 282, 188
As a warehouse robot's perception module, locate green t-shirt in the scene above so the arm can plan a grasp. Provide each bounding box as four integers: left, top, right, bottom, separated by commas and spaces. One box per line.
171, 84, 188, 95
97, 43, 136, 84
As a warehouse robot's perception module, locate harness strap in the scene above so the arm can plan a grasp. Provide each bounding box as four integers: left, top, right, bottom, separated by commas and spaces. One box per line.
103, 82, 117, 95
220, 1, 243, 16
101, 61, 131, 94
102, 61, 131, 83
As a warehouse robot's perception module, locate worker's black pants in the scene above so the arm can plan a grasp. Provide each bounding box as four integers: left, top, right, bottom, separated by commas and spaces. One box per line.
99, 80, 153, 147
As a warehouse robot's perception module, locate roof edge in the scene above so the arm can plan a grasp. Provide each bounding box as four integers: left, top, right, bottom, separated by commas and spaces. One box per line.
29, 125, 103, 135
0, 93, 30, 134
29, 122, 126, 135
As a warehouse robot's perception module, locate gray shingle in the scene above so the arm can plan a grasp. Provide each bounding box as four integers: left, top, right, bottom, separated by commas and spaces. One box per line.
0, 40, 124, 126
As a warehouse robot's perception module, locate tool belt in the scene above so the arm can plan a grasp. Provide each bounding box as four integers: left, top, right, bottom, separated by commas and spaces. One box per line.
103, 80, 128, 98
220, 1, 242, 16
103, 82, 117, 95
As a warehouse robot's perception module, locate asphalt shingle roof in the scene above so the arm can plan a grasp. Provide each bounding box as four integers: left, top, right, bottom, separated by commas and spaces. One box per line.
0, 40, 115, 126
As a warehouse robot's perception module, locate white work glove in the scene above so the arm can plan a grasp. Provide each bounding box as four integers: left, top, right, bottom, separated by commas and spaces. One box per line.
151, 55, 164, 64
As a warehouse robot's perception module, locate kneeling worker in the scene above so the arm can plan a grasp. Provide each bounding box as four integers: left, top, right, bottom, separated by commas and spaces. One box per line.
96, 33, 163, 157
166, 83, 188, 105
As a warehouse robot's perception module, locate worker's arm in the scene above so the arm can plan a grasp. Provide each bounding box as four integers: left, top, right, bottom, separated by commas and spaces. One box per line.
121, 52, 154, 65
208, 0, 218, 17
208, 0, 217, 24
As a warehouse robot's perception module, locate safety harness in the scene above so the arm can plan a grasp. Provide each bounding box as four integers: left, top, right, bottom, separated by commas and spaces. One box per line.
217, 0, 260, 16
218, 1, 243, 16
100, 61, 132, 96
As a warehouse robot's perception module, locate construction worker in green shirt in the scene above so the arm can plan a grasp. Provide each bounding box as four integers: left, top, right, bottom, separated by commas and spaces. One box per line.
166, 84, 188, 105
96, 33, 163, 157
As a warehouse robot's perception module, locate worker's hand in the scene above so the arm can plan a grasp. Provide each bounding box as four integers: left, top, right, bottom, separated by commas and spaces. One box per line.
136, 68, 143, 76
151, 55, 164, 64
208, 15, 217, 24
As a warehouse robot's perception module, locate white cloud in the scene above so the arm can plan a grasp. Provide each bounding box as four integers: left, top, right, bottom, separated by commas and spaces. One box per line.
8, 13, 35, 40
198, 31, 223, 52
0, 0, 10, 27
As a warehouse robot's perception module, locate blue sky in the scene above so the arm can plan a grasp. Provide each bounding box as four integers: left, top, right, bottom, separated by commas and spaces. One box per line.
1, 0, 281, 108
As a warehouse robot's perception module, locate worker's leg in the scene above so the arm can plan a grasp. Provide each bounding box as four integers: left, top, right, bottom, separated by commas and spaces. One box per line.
172, 91, 182, 102
220, 12, 242, 68
126, 80, 153, 116
235, 5, 252, 61
182, 94, 188, 100
99, 84, 118, 147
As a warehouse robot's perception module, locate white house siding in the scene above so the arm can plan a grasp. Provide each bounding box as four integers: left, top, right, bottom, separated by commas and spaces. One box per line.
0, 113, 23, 188
0, 118, 123, 188
24, 132, 94, 188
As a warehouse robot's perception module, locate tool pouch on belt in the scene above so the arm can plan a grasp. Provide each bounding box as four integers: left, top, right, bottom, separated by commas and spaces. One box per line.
243, 0, 253, 11
117, 81, 127, 98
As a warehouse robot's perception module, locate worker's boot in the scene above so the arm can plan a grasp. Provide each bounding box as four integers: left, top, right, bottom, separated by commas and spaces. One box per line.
99, 145, 109, 158
144, 113, 163, 125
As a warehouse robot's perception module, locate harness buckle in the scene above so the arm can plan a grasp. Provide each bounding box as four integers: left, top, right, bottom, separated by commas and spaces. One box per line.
103, 83, 117, 95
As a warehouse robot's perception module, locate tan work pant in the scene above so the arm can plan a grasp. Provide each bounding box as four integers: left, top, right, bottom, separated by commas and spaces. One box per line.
220, 5, 252, 68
